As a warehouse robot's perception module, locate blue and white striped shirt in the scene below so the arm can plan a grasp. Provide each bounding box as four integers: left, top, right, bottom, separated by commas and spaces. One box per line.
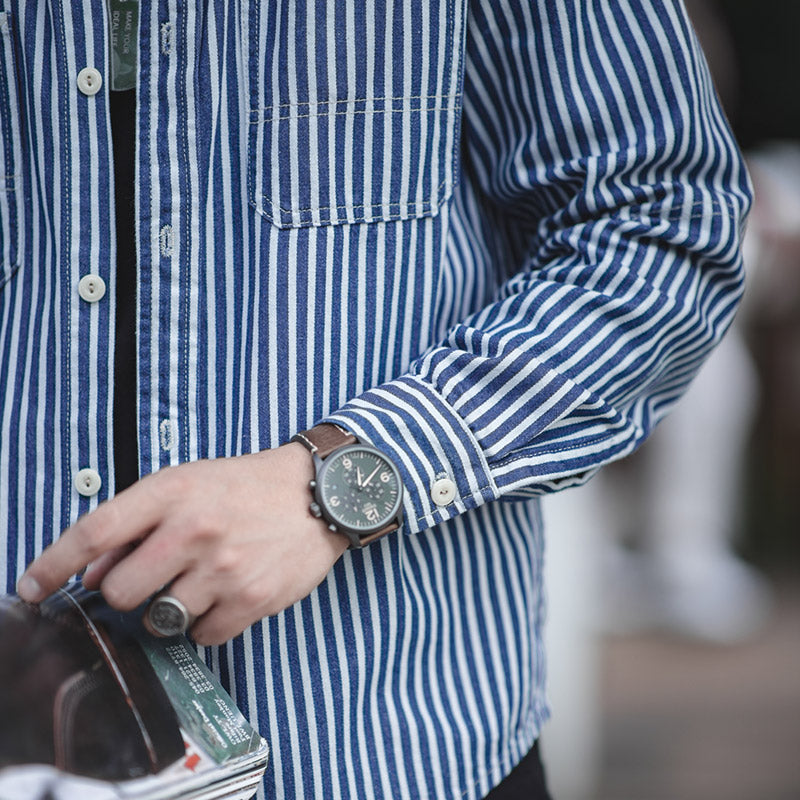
0, 1, 749, 797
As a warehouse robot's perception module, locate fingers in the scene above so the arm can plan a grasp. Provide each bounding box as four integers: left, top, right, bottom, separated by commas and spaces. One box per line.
162, 573, 219, 642
190, 606, 243, 646
82, 543, 139, 590
95, 528, 192, 611
190, 594, 265, 646
17, 474, 170, 603
138, 571, 254, 645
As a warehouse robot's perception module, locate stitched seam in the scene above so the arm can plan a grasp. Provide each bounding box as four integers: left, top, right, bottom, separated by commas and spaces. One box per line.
250, 103, 455, 123
259, 191, 449, 216
178, 7, 190, 464
250, 93, 459, 113
56, 0, 72, 500
497, 428, 639, 467
246, 0, 259, 227
0, 15, 19, 201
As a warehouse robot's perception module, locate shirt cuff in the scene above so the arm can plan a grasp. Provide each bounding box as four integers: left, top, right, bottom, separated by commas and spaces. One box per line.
324, 374, 499, 535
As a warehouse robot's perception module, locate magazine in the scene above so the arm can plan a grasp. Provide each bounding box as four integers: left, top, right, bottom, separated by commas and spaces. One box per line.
0, 583, 269, 800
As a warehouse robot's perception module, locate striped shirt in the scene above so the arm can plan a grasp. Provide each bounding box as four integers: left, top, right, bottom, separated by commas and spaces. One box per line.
0, 1, 749, 798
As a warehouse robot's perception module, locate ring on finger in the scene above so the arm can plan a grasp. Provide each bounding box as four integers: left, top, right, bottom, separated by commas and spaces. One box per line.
143, 590, 197, 638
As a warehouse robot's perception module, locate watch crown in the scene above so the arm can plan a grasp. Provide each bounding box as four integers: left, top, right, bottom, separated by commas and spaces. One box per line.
310, 502, 323, 518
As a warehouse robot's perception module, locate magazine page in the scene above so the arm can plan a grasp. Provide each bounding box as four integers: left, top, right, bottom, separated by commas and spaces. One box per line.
0, 584, 268, 800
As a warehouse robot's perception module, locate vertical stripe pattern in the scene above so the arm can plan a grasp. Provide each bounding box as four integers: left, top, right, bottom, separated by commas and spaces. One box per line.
1, 2, 750, 798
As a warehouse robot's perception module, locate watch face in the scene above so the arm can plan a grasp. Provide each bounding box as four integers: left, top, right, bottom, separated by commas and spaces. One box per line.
317, 445, 403, 534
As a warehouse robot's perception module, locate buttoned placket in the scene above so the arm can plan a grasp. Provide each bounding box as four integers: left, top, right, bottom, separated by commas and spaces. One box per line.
72, 21, 110, 502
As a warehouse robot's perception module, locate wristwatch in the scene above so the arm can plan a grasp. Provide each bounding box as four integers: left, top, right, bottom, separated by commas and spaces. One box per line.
291, 423, 404, 548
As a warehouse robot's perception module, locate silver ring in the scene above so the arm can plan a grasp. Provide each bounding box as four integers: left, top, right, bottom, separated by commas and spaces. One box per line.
143, 591, 196, 638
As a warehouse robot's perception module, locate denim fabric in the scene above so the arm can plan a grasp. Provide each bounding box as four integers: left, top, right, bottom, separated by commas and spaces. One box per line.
0, 2, 749, 798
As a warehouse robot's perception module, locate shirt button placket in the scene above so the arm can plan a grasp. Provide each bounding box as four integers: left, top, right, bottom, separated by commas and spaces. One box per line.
74, 64, 105, 496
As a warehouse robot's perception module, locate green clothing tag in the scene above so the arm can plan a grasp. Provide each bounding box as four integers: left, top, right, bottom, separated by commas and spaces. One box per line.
108, 0, 138, 91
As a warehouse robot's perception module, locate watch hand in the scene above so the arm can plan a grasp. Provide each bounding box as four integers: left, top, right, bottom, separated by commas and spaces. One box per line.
356, 467, 363, 487
362, 464, 382, 487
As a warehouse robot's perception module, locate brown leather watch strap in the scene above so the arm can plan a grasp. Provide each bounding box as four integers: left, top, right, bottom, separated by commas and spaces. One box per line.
292, 423, 357, 458
358, 522, 399, 547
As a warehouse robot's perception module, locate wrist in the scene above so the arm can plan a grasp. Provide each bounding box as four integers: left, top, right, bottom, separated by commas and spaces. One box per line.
291, 424, 404, 548
278, 442, 351, 554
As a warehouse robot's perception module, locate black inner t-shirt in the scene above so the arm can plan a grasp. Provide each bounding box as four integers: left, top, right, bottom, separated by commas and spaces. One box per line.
109, 88, 139, 493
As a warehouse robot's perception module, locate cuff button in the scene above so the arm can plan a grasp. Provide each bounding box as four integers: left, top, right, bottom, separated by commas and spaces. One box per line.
431, 477, 457, 507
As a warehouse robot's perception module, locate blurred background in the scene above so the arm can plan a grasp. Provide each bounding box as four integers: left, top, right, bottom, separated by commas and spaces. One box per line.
540, 2, 800, 798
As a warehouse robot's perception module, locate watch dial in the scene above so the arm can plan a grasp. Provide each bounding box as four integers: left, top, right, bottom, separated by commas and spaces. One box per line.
319, 446, 402, 532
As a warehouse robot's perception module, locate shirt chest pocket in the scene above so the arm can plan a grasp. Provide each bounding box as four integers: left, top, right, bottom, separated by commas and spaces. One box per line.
0, 10, 22, 286
247, 0, 466, 228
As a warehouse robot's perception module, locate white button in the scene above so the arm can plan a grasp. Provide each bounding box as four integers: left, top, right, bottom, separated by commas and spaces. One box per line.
77, 67, 102, 96
75, 468, 102, 497
431, 477, 457, 506
78, 274, 106, 302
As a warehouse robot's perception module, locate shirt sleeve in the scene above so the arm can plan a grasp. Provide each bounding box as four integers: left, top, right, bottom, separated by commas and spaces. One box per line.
325, 0, 752, 534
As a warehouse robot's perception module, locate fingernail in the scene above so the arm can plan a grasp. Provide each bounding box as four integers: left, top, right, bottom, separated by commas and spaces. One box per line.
17, 574, 44, 603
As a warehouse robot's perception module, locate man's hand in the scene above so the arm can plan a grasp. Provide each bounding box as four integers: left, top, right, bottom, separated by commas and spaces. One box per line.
16, 444, 349, 645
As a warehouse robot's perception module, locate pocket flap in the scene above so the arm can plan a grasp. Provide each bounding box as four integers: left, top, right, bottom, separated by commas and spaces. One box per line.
249, 94, 461, 228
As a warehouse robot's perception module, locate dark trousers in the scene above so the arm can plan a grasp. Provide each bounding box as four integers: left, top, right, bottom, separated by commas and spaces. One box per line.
485, 742, 552, 800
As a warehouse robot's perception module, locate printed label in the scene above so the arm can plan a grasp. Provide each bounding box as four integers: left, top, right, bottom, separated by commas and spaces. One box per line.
108, 0, 139, 91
